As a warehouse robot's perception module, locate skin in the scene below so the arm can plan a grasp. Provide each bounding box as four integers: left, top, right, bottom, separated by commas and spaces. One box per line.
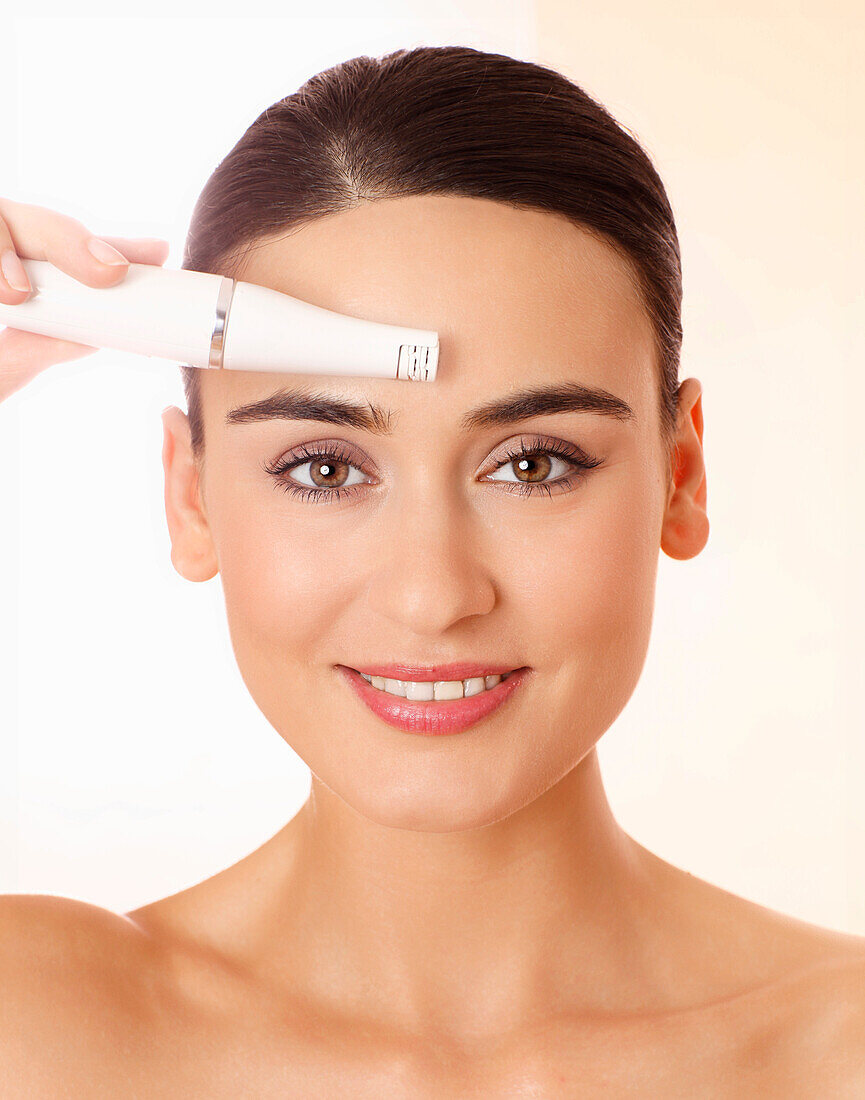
2, 194, 865, 1096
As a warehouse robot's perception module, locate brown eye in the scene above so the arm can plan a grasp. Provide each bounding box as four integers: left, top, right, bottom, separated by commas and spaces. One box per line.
510, 454, 552, 483
276, 449, 369, 493
308, 458, 350, 488
263, 441, 372, 501
483, 437, 604, 498
487, 450, 571, 486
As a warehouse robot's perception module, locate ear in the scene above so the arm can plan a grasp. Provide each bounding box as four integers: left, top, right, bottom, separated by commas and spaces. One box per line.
161, 406, 218, 582
660, 377, 710, 562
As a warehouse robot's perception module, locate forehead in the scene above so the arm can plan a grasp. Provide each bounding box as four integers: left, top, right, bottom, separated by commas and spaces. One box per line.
201, 194, 657, 421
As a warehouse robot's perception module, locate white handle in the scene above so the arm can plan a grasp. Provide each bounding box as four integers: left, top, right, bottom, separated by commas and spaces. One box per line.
0, 260, 224, 367
0, 259, 439, 380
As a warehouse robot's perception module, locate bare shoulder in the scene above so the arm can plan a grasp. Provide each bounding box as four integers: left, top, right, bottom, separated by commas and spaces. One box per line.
638, 845, 865, 1091
0, 889, 151, 971
784, 943, 865, 1095
725, 911, 865, 1096
0, 893, 159, 1097
0, 890, 148, 986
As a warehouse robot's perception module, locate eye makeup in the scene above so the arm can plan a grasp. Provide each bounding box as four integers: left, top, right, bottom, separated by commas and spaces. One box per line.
261, 433, 603, 505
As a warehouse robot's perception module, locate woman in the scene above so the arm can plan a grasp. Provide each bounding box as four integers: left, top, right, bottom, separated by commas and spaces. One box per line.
1, 44, 863, 1096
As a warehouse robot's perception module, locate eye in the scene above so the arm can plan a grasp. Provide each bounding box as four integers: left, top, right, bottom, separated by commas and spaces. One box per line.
261, 434, 603, 505
482, 435, 603, 496
485, 451, 573, 484
286, 454, 368, 491
262, 440, 373, 503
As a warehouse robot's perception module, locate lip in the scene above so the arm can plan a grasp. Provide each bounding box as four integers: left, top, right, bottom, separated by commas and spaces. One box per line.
335, 664, 531, 736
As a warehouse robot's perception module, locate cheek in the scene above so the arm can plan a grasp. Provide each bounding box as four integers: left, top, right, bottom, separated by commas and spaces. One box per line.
520, 476, 656, 629
212, 494, 354, 673
513, 472, 660, 732
572, 492, 656, 639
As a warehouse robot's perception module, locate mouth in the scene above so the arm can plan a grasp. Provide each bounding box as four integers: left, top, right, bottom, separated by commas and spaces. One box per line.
335, 664, 530, 736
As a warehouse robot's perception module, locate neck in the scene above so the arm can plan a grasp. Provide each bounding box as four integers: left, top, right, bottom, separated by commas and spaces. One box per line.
243, 748, 670, 1041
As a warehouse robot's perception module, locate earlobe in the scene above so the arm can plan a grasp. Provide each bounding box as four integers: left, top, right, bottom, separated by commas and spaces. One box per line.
161, 406, 219, 582
660, 378, 710, 562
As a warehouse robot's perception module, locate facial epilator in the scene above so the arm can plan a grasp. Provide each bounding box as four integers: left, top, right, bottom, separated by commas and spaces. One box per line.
0, 260, 438, 381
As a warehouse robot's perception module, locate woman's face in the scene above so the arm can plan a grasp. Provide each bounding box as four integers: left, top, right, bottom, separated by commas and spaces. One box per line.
166, 195, 687, 832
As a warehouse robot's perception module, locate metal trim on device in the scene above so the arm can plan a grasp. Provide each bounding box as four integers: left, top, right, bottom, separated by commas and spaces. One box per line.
209, 276, 236, 369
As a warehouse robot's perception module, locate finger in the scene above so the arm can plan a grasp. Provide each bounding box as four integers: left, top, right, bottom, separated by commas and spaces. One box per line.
0, 210, 34, 302
98, 236, 170, 266
0, 197, 143, 291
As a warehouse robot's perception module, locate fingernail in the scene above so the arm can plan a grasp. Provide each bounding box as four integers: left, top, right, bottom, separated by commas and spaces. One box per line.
1, 248, 31, 293
86, 237, 128, 266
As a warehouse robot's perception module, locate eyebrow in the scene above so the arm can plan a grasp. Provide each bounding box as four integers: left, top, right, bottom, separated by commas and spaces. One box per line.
224, 380, 635, 435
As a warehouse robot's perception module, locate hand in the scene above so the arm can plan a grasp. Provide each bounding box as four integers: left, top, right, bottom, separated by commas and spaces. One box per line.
0, 197, 170, 403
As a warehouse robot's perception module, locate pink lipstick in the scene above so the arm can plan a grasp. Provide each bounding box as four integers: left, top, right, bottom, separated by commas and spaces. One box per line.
335, 664, 530, 736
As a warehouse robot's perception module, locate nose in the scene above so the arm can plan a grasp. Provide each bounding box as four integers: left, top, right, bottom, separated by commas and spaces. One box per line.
364, 480, 497, 636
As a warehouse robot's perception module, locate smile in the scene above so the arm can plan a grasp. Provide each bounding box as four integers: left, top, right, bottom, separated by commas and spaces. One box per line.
336, 665, 530, 736
359, 670, 513, 700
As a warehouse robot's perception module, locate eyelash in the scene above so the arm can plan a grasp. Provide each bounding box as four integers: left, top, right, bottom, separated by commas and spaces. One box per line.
262, 435, 603, 505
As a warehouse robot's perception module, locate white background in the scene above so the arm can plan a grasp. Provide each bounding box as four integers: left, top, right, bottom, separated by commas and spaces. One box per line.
1, 6, 862, 931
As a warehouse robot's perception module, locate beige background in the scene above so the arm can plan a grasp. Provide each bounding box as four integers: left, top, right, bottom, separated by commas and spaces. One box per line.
535, 4, 864, 927
1, 6, 862, 932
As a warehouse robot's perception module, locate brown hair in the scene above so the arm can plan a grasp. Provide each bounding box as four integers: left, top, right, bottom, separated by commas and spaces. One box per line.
180, 44, 682, 480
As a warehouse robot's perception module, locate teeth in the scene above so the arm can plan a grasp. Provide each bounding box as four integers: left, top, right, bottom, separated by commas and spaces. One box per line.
360, 672, 506, 700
